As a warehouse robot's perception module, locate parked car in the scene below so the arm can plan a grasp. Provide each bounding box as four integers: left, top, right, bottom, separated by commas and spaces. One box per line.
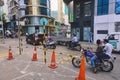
26, 33, 47, 45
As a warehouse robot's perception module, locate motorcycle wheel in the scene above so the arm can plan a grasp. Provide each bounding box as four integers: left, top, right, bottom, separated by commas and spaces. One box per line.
76, 45, 82, 51
67, 43, 70, 49
72, 57, 82, 68
51, 45, 56, 49
101, 60, 113, 72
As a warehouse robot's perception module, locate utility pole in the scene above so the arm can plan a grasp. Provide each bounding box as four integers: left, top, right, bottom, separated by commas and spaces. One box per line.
14, 0, 22, 55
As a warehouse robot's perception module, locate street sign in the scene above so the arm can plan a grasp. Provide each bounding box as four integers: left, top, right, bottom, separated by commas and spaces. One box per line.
40, 18, 48, 26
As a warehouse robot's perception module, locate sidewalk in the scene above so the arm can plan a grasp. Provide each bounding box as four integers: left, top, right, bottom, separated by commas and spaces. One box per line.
80, 42, 97, 51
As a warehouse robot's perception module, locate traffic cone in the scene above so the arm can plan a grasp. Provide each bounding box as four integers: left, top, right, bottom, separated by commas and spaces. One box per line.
75, 56, 86, 80
8, 46, 13, 60
32, 46, 38, 61
48, 50, 57, 69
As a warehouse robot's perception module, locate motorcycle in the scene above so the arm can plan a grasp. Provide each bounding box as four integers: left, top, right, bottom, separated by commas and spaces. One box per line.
67, 41, 81, 51
72, 48, 116, 73
46, 40, 56, 49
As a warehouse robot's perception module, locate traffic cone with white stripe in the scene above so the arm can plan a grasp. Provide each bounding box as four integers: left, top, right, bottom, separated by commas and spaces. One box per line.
32, 46, 38, 61
8, 46, 13, 60
48, 50, 57, 69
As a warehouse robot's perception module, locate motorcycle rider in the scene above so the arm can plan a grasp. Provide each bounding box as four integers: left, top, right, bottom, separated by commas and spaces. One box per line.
71, 34, 78, 48
102, 39, 113, 59
46, 36, 53, 46
91, 39, 104, 73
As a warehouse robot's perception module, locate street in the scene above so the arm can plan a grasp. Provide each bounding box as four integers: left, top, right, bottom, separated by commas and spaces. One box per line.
0, 38, 120, 80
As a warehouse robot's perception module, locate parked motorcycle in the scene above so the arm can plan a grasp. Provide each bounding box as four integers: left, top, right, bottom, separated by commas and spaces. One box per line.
72, 49, 116, 73
46, 41, 56, 49
67, 41, 81, 51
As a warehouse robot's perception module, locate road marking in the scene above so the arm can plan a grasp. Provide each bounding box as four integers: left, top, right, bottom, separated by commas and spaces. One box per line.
60, 65, 96, 80
12, 72, 34, 80
21, 61, 31, 74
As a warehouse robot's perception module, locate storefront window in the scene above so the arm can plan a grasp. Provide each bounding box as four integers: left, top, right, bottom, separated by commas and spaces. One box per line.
83, 27, 91, 41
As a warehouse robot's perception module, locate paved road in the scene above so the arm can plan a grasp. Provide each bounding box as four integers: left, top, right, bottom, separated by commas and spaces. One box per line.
0, 38, 120, 80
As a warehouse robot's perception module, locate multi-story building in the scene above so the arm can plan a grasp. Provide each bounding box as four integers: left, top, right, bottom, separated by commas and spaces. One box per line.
64, 0, 120, 42
64, 0, 94, 41
8, 0, 54, 34
94, 0, 120, 43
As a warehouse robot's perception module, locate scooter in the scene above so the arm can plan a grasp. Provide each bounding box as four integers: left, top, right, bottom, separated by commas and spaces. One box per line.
46, 40, 56, 49
72, 49, 116, 73
67, 41, 81, 51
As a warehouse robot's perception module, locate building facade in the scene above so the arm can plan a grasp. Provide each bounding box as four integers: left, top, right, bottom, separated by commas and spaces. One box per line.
94, 0, 120, 43
64, 0, 94, 41
8, 0, 54, 34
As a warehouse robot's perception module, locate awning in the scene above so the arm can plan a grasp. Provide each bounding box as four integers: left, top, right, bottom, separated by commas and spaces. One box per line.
63, 0, 72, 5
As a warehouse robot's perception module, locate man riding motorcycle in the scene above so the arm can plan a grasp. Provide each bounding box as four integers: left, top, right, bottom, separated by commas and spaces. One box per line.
91, 39, 113, 73
71, 34, 78, 48
91, 39, 104, 73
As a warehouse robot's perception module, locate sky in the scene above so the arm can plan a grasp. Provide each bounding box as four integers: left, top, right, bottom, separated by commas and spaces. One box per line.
51, 0, 58, 11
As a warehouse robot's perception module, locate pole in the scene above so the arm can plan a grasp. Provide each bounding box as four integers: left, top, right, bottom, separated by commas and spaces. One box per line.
43, 26, 47, 64
17, 6, 21, 55
19, 24, 23, 55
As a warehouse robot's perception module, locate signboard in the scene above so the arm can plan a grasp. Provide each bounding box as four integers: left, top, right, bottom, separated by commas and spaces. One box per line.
40, 18, 48, 26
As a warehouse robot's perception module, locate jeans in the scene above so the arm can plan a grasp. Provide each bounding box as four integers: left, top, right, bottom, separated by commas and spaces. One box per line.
91, 55, 97, 68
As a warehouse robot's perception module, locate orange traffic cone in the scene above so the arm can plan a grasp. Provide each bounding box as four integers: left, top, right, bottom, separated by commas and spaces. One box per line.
8, 46, 13, 60
32, 46, 38, 61
48, 50, 57, 69
75, 56, 86, 80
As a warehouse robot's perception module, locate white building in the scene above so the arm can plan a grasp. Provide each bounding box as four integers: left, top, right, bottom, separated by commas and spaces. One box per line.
94, 0, 120, 43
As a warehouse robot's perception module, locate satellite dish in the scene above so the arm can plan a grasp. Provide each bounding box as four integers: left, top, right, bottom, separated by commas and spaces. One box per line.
0, 0, 4, 6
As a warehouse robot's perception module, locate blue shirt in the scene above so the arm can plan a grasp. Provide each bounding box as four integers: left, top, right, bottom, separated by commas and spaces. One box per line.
72, 36, 78, 42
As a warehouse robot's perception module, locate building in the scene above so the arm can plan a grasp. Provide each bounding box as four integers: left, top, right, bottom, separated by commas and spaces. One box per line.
50, 0, 70, 36
64, 0, 94, 41
94, 0, 120, 43
8, 0, 55, 34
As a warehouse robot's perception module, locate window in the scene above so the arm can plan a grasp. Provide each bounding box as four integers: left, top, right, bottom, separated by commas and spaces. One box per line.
75, 3, 80, 18
40, 0, 47, 6
40, 7, 47, 15
116, 0, 120, 14
84, 2, 91, 16
115, 22, 120, 32
97, 0, 109, 15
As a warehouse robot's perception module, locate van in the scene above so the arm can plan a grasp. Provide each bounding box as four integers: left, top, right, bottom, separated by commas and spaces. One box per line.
105, 32, 120, 53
